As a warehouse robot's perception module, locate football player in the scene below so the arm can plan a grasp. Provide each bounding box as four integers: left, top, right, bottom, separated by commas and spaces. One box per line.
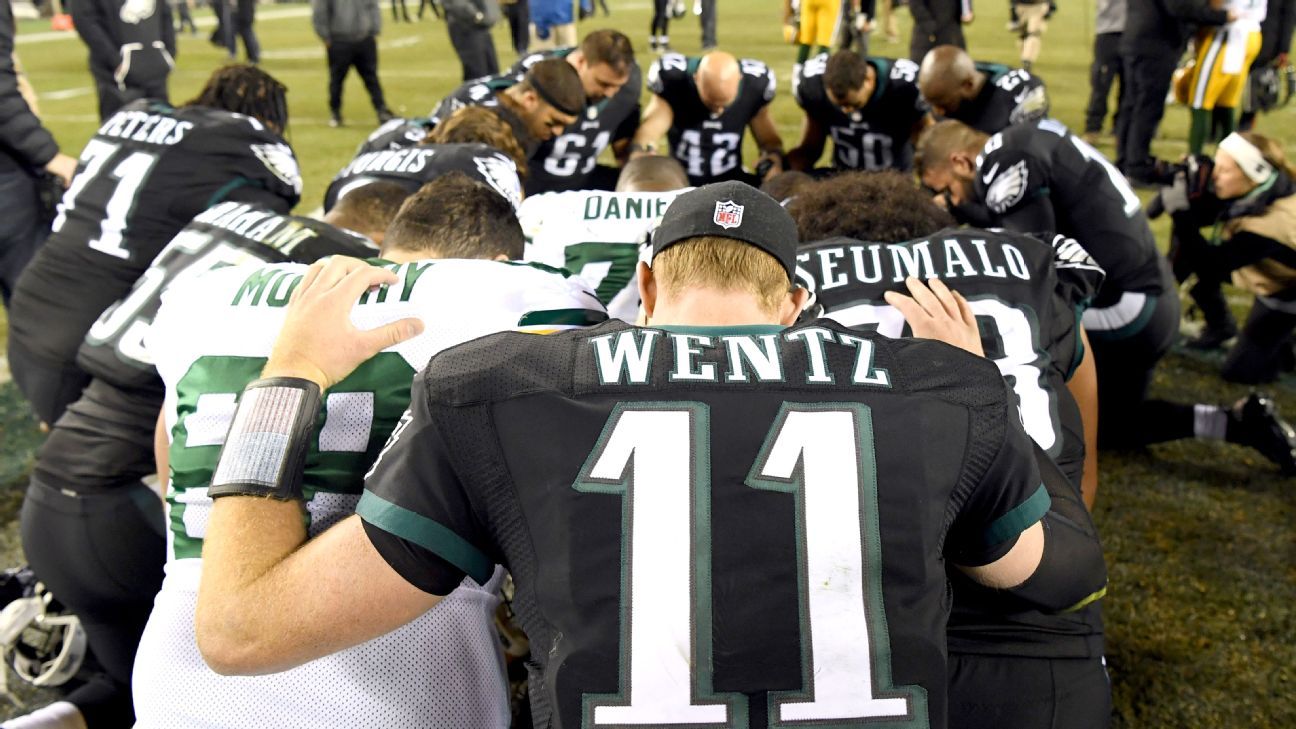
10, 185, 393, 729
632, 51, 784, 186
428, 58, 586, 159
789, 172, 1111, 727
6, 65, 301, 428
191, 182, 1104, 729
787, 49, 929, 173
520, 155, 690, 321
918, 118, 1296, 472
133, 174, 606, 729
324, 141, 524, 212
917, 44, 1049, 133
503, 30, 644, 193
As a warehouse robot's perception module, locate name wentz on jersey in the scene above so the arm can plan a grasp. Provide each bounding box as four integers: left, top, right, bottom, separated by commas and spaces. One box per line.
324, 142, 523, 211
8, 99, 302, 371
945, 62, 1049, 134
509, 48, 643, 194
359, 318, 1049, 729
77, 202, 377, 396
138, 258, 604, 729
793, 53, 928, 171
648, 53, 776, 183
520, 188, 688, 321
975, 118, 1163, 305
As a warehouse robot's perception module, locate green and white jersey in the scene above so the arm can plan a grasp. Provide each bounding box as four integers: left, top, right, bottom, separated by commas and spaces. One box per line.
519, 188, 689, 322
151, 257, 607, 563
133, 258, 603, 729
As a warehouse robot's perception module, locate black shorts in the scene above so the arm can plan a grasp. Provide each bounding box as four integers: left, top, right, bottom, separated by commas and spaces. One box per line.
33, 378, 160, 494
948, 653, 1112, 729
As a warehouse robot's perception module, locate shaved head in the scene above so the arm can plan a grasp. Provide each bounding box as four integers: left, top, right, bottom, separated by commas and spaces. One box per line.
918, 45, 982, 116
695, 51, 741, 115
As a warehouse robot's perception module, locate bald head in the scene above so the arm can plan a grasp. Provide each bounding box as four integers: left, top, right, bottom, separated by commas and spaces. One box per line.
695, 51, 741, 115
918, 45, 982, 116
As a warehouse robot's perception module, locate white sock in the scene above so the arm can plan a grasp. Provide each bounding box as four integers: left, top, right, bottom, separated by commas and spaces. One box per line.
1194, 404, 1228, 440
0, 702, 88, 729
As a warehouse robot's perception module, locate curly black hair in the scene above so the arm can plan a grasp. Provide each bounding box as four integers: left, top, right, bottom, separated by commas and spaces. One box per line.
787, 170, 955, 243
185, 64, 289, 135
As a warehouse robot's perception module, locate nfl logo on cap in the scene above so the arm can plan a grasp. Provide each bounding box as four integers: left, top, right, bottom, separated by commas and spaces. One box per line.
713, 200, 744, 229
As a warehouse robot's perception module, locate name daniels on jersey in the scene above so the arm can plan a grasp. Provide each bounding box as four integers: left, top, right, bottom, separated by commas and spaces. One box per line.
589, 327, 891, 387
583, 194, 673, 221
338, 148, 435, 177
97, 110, 192, 146
195, 202, 321, 254
798, 236, 1033, 290
230, 261, 432, 308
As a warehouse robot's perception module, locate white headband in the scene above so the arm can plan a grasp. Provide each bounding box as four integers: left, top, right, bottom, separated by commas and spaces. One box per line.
1219, 133, 1276, 184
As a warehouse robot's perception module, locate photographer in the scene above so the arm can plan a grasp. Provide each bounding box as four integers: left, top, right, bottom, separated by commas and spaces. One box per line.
1166, 131, 1296, 385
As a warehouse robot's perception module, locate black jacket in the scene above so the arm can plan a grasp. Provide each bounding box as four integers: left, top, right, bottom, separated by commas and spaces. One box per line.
0, 0, 59, 174
1122, 0, 1228, 56
1258, 0, 1295, 66
68, 0, 175, 88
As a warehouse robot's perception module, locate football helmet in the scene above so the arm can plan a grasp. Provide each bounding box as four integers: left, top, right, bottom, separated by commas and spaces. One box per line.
0, 567, 87, 702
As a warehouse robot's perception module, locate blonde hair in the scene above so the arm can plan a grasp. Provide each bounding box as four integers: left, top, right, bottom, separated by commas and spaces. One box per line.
1239, 132, 1296, 178
915, 120, 988, 177
652, 236, 790, 316
427, 106, 529, 180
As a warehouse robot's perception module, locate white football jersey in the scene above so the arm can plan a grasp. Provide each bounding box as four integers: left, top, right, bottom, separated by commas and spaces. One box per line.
134, 258, 606, 729
520, 188, 689, 322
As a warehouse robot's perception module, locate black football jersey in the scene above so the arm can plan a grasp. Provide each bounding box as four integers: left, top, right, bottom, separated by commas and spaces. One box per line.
974, 118, 1165, 305
508, 48, 643, 195
8, 99, 301, 370
323, 142, 523, 212
943, 62, 1049, 134
359, 318, 1049, 729
354, 116, 437, 155
647, 53, 776, 184
76, 202, 377, 395
796, 227, 1103, 486
792, 53, 928, 171
796, 230, 1107, 660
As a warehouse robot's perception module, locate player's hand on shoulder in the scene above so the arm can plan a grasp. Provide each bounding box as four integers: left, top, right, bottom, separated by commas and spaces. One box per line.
884, 277, 984, 357
263, 257, 425, 390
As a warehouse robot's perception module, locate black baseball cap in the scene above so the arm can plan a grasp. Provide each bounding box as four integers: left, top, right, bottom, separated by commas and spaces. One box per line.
651, 181, 800, 281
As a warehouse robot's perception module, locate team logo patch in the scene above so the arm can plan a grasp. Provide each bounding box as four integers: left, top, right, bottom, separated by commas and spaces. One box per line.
252, 143, 303, 195
713, 200, 744, 229
473, 154, 523, 210
984, 160, 1028, 214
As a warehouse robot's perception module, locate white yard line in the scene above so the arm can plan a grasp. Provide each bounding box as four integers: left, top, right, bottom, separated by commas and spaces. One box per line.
17, 6, 313, 45
39, 86, 93, 101
261, 32, 422, 60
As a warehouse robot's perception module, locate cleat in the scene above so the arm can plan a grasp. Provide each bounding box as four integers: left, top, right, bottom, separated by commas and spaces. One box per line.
1228, 393, 1296, 475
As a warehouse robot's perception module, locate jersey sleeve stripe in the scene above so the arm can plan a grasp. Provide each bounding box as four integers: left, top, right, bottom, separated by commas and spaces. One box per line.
980, 483, 1051, 548
517, 308, 609, 328
355, 490, 495, 584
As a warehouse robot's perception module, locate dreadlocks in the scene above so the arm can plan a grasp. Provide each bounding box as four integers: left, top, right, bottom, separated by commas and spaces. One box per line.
185, 64, 289, 135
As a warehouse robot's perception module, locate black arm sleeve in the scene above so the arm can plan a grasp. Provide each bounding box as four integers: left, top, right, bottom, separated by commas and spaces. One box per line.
1200, 230, 1296, 273
161, 1, 176, 58
998, 196, 1058, 235
1277, 0, 1296, 58
68, 0, 123, 70
994, 443, 1107, 613
0, 2, 59, 169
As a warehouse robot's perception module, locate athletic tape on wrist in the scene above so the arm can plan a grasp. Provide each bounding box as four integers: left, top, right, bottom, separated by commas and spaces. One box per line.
208, 377, 322, 501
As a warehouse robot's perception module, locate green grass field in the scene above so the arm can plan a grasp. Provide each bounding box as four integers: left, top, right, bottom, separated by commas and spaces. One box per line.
2, 0, 1295, 725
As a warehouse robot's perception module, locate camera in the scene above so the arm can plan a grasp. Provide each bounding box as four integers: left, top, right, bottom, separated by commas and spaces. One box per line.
1145, 155, 1214, 219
